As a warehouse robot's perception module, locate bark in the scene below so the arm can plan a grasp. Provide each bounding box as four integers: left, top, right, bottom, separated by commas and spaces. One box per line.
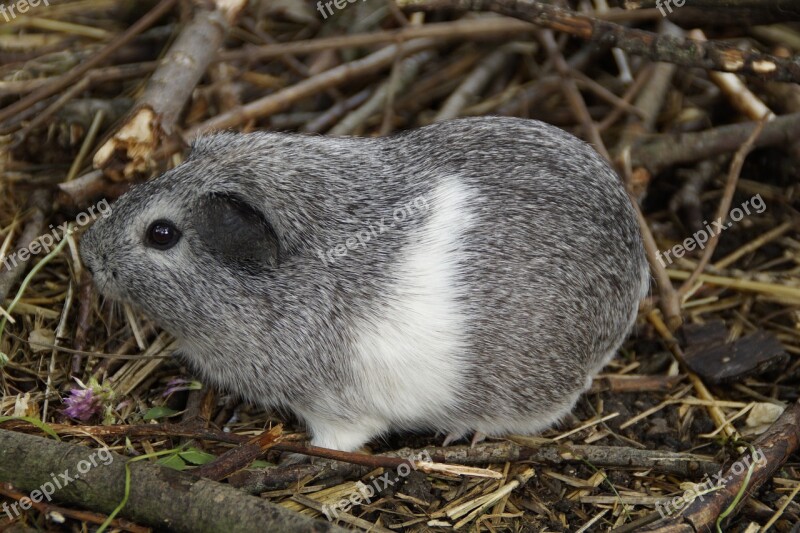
0, 429, 345, 533
630, 112, 800, 174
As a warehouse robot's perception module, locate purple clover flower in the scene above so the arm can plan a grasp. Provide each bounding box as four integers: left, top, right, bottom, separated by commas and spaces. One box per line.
64, 387, 102, 421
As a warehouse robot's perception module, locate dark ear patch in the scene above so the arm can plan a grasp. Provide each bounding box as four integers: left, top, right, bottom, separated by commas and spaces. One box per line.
195, 194, 279, 268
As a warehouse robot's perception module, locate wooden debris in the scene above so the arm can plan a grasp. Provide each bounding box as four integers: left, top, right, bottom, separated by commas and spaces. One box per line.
681, 322, 789, 384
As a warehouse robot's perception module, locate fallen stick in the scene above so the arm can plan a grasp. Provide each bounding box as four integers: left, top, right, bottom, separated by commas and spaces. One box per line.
677, 119, 766, 296
625, 0, 800, 20
0, 421, 721, 490
0, 429, 346, 533
640, 399, 800, 531
397, 0, 800, 82
233, 440, 721, 493
215, 16, 648, 64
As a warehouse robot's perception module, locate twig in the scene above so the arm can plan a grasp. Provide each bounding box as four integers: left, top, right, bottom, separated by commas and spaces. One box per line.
330, 50, 434, 135
647, 310, 735, 438
677, 119, 767, 297
71, 270, 95, 376
669, 157, 727, 234
191, 425, 282, 481
434, 46, 513, 122
0, 190, 52, 304
302, 88, 373, 133
598, 63, 654, 131
232, 440, 720, 493
217, 18, 538, 64
41, 282, 74, 422
690, 29, 776, 121
612, 21, 684, 330
539, 29, 610, 159
625, 0, 800, 20
9, 77, 90, 142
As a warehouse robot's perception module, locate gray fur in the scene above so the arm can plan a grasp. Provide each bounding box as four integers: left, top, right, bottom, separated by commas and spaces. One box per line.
80, 117, 649, 450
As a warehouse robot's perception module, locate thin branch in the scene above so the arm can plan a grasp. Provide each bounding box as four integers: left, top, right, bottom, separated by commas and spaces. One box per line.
677, 118, 767, 297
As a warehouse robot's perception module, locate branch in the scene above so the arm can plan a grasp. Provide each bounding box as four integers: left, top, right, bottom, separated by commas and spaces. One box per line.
624, 0, 800, 20
232, 440, 720, 493
0, 429, 345, 533
641, 399, 800, 531
631, 112, 800, 174
94, 0, 248, 180
397, 0, 800, 82
189, 38, 437, 135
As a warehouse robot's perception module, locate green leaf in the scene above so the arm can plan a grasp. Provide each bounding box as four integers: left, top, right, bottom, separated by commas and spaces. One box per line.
143, 406, 179, 421
179, 448, 216, 466
0, 416, 61, 440
249, 460, 273, 469
157, 454, 187, 471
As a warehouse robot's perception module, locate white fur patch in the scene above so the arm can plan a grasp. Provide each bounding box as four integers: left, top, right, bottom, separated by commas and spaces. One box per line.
350, 179, 472, 432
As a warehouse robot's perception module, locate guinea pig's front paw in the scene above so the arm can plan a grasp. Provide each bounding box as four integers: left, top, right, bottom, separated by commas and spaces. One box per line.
305, 418, 381, 453
278, 451, 314, 465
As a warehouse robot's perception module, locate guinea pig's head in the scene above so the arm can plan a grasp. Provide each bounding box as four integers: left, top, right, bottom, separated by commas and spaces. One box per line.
79, 160, 281, 338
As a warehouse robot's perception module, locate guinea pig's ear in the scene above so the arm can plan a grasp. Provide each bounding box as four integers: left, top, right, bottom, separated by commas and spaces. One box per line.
194, 193, 279, 268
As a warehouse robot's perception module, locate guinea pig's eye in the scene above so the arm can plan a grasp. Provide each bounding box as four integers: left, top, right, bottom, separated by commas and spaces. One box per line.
146, 220, 181, 250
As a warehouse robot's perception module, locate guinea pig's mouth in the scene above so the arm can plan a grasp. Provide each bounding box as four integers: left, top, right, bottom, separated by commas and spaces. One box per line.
86, 269, 128, 302
81, 254, 127, 302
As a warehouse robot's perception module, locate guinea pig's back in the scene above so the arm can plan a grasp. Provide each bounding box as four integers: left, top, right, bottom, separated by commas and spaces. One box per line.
400, 118, 648, 417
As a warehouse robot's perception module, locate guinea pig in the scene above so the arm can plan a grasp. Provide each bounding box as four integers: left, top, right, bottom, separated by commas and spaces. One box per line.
80, 116, 649, 452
